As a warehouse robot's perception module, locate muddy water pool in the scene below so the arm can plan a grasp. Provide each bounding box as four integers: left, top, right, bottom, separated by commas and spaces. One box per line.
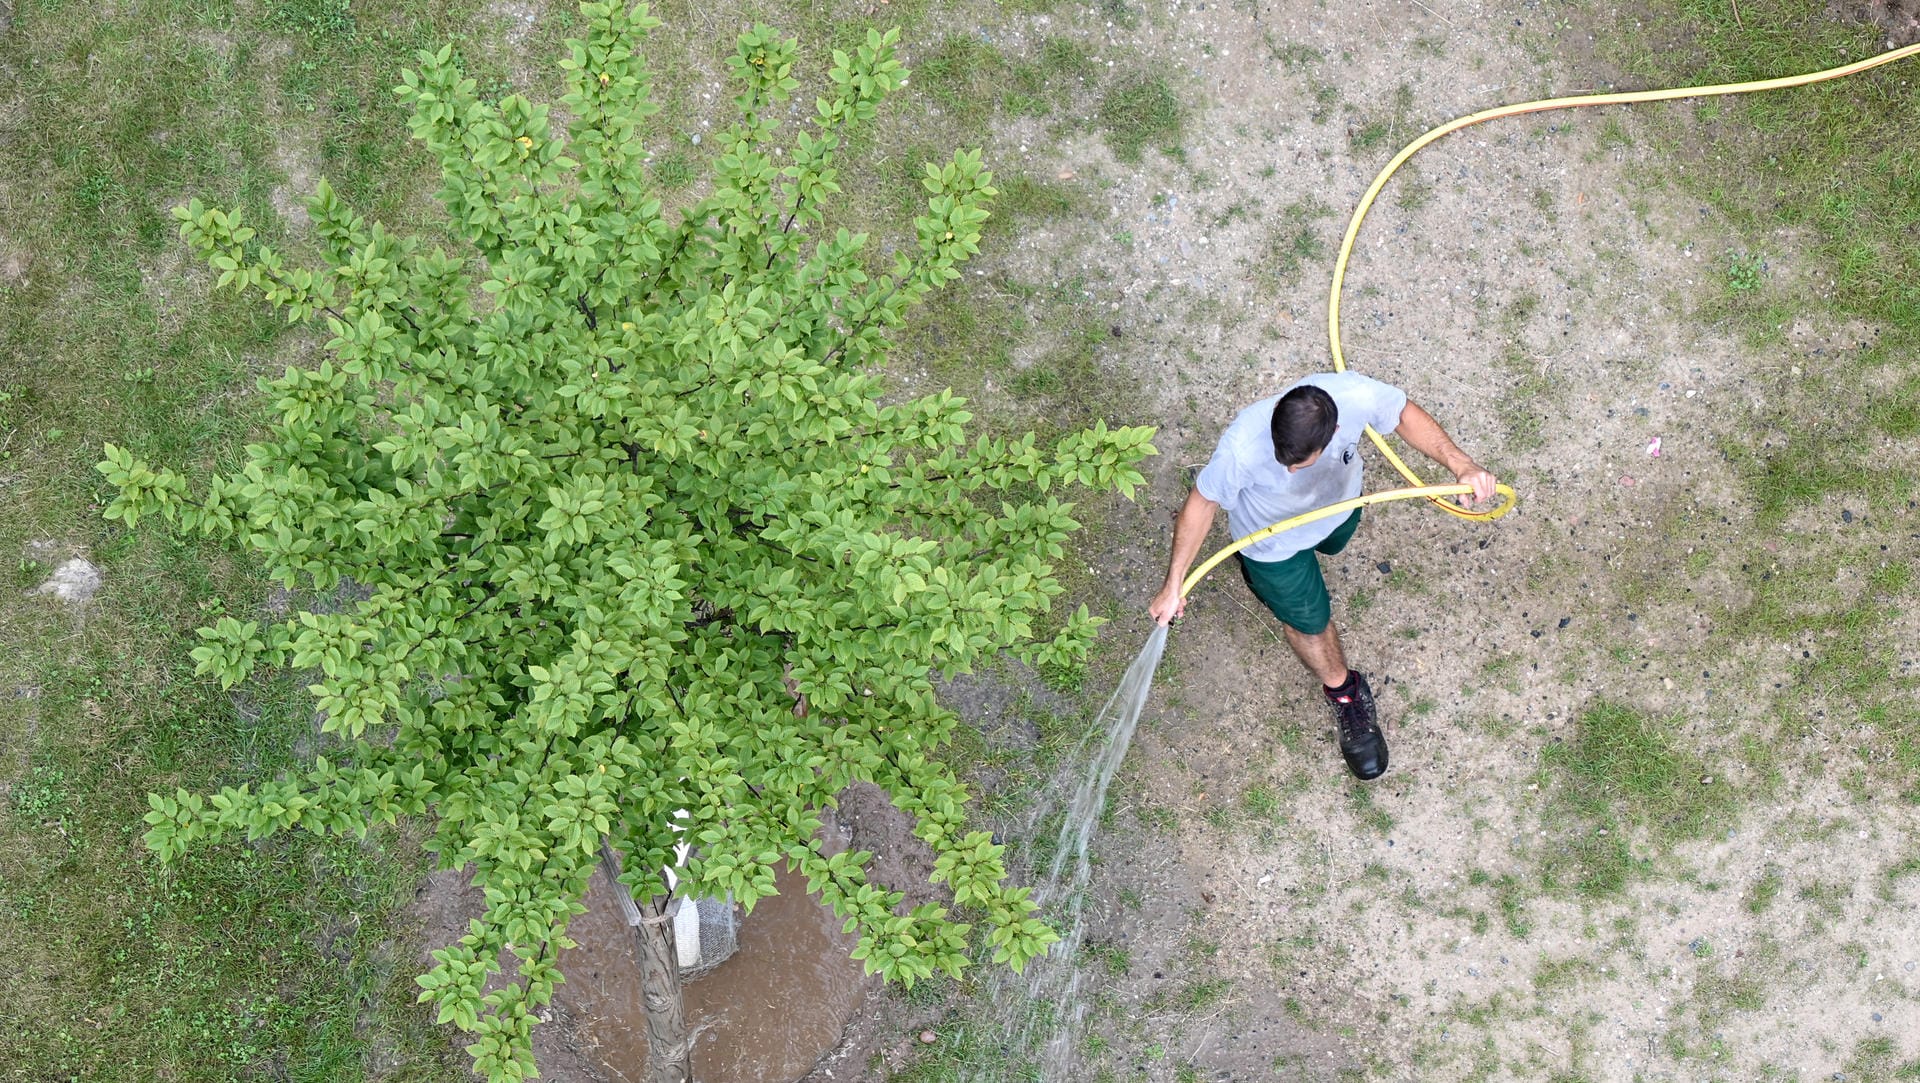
552, 863, 874, 1082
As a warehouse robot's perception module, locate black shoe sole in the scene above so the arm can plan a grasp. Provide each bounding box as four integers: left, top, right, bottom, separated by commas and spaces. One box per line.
1341, 734, 1388, 780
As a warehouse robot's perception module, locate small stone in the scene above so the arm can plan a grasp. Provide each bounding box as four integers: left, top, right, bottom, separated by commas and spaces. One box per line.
1376, 561, 1392, 574
1842, 509, 1854, 523
28, 558, 103, 604
919, 1031, 938, 1045
1557, 617, 1571, 629
1873, 1013, 1883, 1022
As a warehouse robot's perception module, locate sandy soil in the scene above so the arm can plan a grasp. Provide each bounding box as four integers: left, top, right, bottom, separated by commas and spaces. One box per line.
950, 1, 1920, 1079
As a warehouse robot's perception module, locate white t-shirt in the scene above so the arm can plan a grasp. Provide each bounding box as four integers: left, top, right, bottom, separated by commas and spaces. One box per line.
1194, 372, 1408, 562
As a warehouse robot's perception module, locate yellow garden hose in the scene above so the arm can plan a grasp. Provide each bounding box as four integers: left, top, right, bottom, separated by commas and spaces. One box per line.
1179, 483, 1483, 598
1179, 39, 1920, 600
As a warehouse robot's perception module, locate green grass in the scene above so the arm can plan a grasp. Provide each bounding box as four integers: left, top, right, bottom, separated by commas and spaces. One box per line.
887, 1008, 1046, 1082
1082, 939, 1131, 977
1097, 74, 1186, 162
1532, 956, 1597, 996
917, 33, 1009, 129
996, 174, 1089, 220
1716, 540, 1918, 791
1843, 1035, 1920, 1080
1346, 83, 1418, 155
1537, 701, 1732, 897
1746, 864, 1785, 913
0, 0, 540, 1076
1240, 782, 1282, 822
1176, 976, 1232, 1012
1251, 197, 1334, 290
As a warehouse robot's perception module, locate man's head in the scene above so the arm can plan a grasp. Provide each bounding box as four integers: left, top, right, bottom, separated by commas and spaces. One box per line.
1270, 384, 1338, 470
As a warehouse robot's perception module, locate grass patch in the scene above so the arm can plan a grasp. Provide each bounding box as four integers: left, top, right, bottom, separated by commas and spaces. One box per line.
1719, 542, 1917, 791
1346, 83, 1418, 156
1241, 782, 1283, 823
917, 33, 1008, 129
1746, 864, 1785, 913
996, 174, 1089, 220
263, 0, 356, 41
0, 0, 499, 1076
1538, 700, 1732, 897
1346, 782, 1394, 834
1098, 74, 1186, 162
887, 1007, 1047, 1082
1532, 956, 1598, 996
1843, 1036, 1920, 1081
1250, 197, 1334, 290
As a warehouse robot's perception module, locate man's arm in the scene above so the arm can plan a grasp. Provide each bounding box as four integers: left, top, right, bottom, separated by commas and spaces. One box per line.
1148, 488, 1221, 625
1396, 401, 1498, 505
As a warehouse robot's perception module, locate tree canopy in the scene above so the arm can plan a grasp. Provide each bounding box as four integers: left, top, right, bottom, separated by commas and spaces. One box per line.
99, 4, 1154, 1077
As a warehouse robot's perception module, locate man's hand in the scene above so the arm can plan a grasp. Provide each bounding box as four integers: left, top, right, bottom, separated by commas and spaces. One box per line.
1149, 581, 1185, 626
1397, 402, 1499, 508
1453, 461, 1498, 506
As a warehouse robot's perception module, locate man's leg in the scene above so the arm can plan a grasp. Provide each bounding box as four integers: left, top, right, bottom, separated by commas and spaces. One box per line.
1238, 510, 1362, 684
1283, 622, 1349, 687
1238, 514, 1388, 779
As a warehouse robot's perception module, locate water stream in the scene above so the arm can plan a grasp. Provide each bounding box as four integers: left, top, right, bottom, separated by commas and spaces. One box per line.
973, 624, 1170, 1079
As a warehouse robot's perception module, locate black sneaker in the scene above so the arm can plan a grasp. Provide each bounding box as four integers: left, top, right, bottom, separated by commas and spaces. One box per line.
1326, 673, 1388, 780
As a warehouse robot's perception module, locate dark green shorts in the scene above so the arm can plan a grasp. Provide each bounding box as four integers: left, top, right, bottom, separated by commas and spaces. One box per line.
1235, 508, 1363, 636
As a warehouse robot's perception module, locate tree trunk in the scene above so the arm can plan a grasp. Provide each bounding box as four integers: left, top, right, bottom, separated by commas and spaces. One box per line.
601, 842, 692, 1083
636, 894, 692, 1083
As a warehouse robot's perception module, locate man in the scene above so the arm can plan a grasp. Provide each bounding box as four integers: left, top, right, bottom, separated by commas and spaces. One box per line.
1148, 373, 1498, 780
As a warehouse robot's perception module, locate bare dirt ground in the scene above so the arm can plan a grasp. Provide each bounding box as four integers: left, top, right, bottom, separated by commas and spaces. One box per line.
823, 0, 1917, 1080
962, 2, 1920, 1080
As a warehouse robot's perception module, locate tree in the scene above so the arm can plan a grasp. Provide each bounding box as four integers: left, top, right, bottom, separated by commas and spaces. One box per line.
98, 4, 1155, 1080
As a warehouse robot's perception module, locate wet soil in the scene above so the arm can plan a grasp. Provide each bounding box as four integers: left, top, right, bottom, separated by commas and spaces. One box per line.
413, 859, 871, 1083
409, 784, 929, 1083
554, 864, 872, 1083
